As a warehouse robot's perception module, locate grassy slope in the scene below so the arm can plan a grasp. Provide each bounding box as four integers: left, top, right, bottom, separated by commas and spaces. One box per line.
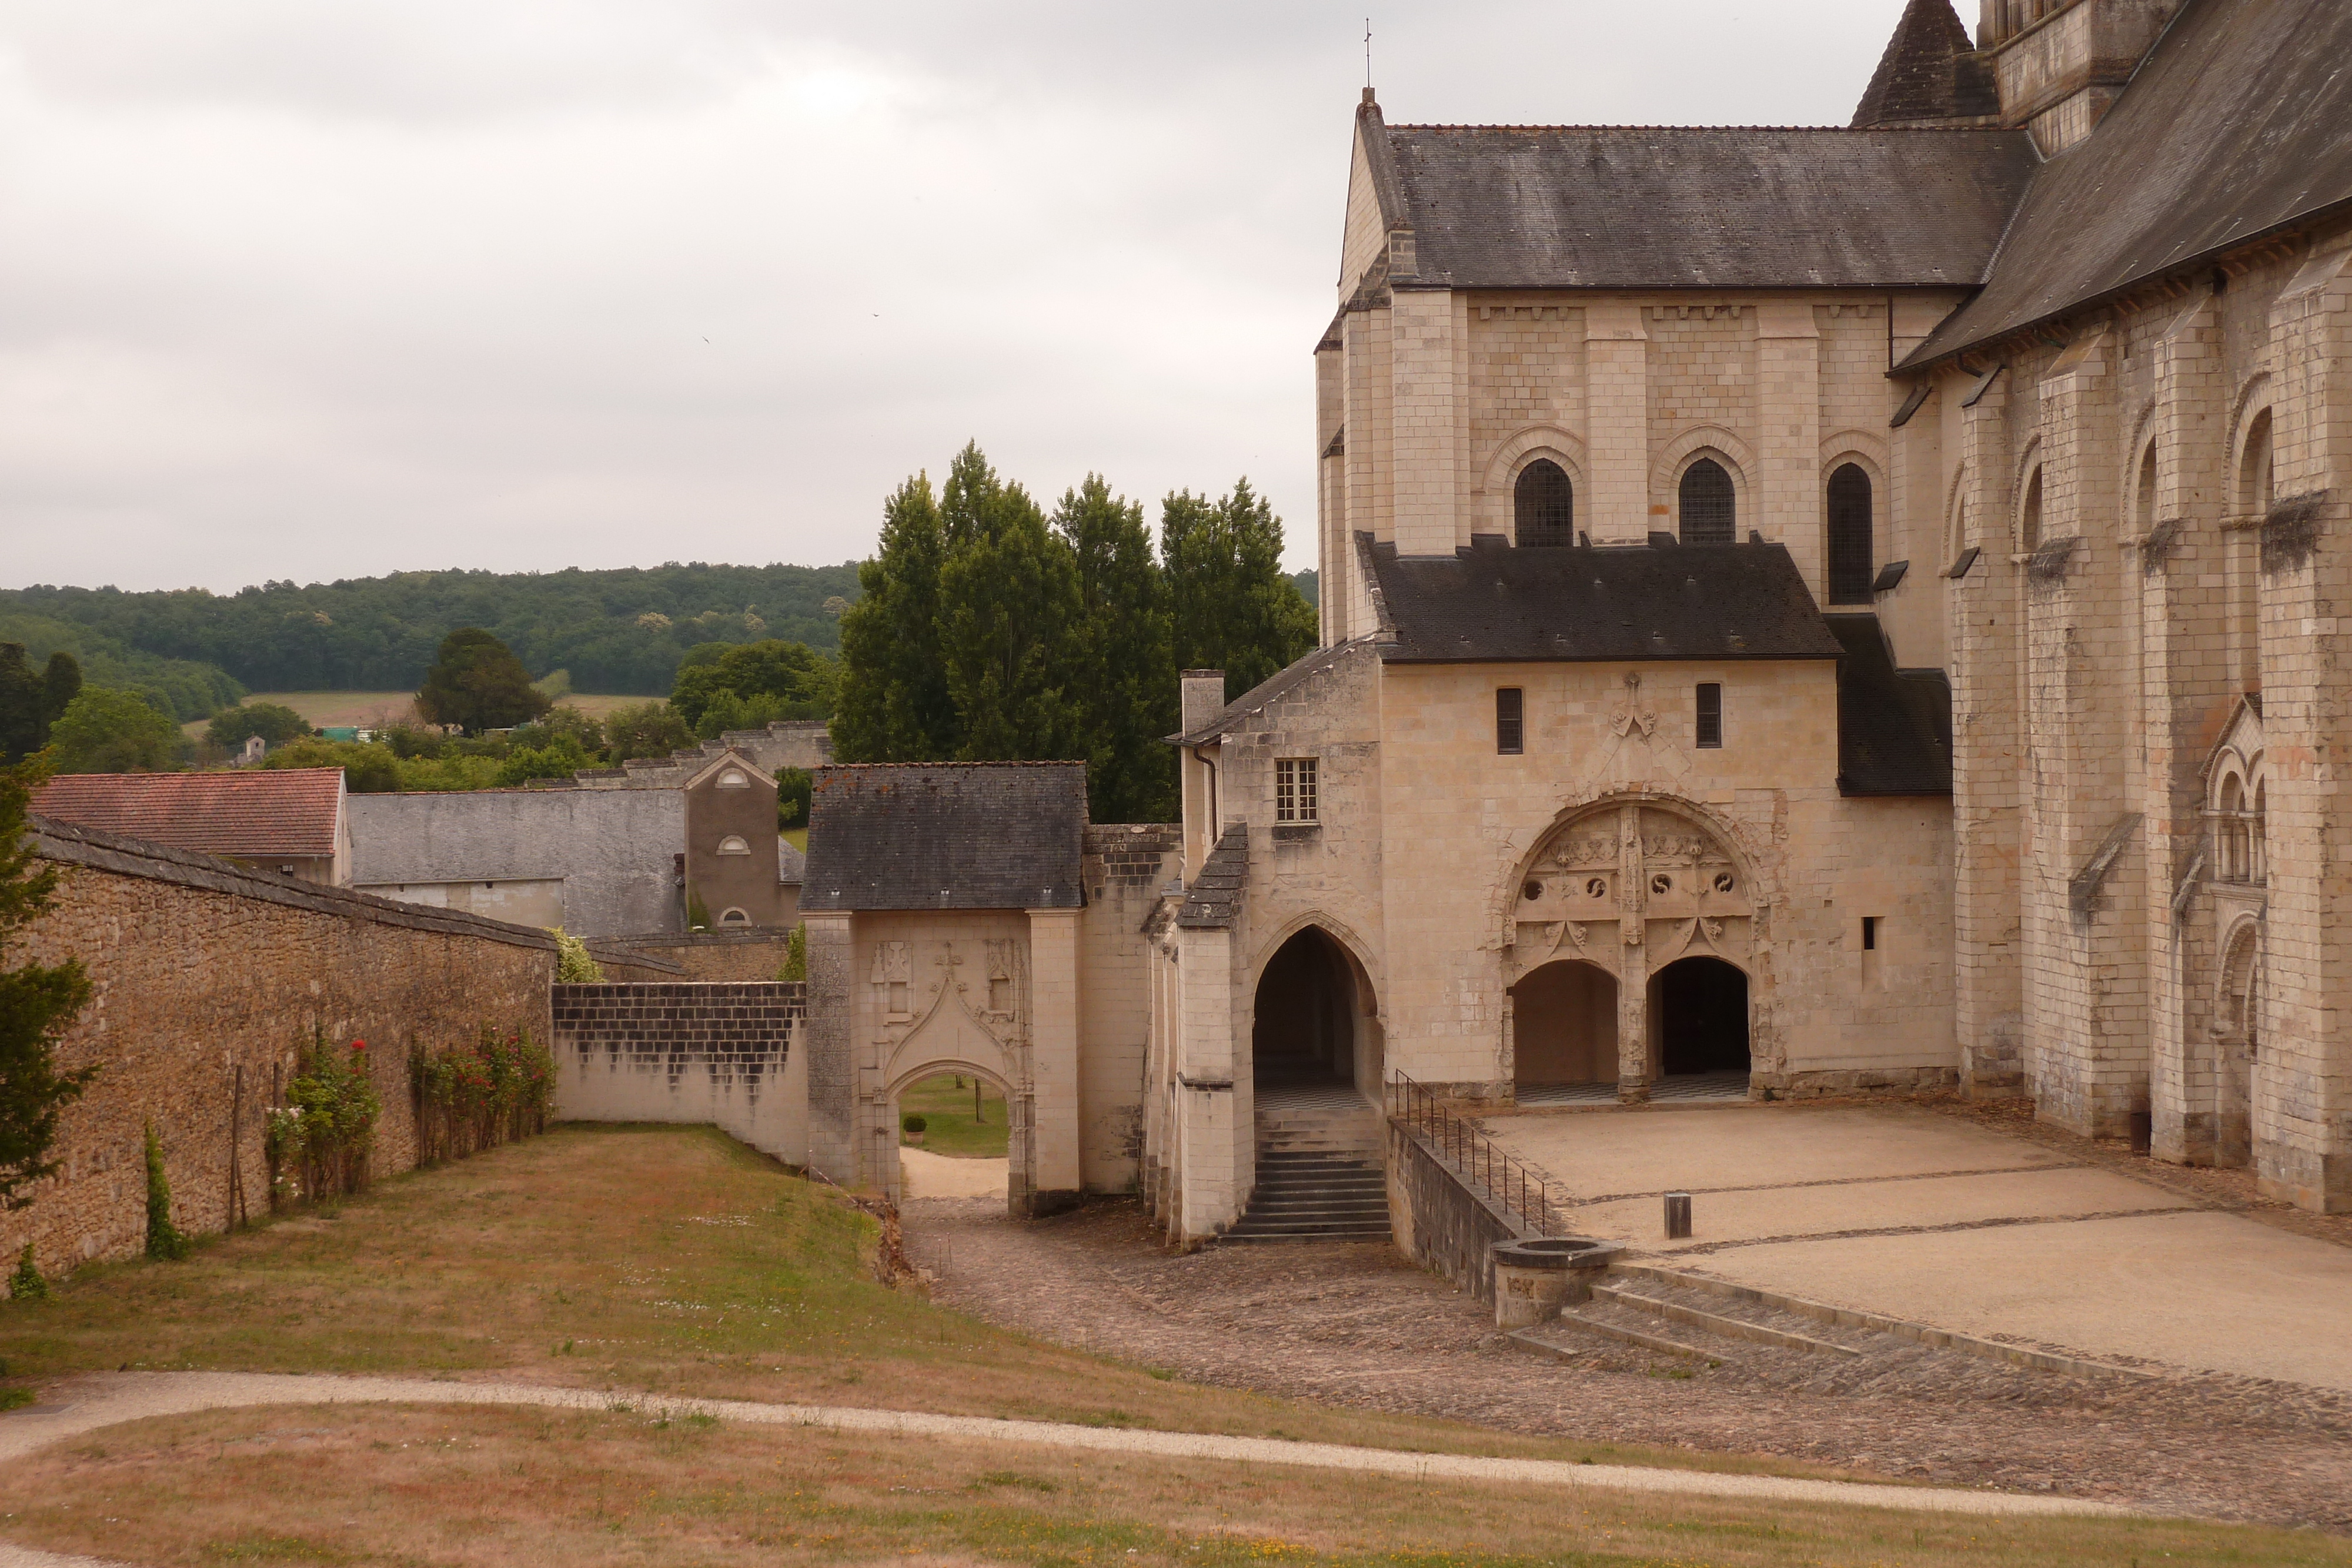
900, 1072, 1010, 1158
0, 1126, 2336, 1567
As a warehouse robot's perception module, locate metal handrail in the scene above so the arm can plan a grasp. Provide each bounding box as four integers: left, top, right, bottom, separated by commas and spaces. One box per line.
1385, 1069, 1565, 1239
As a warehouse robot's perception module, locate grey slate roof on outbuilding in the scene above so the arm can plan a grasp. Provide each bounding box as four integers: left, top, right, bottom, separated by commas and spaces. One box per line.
1378, 118, 2036, 291
1828, 614, 1953, 796
1359, 534, 1846, 664
1906, 0, 2352, 366
1172, 638, 1371, 747
800, 762, 1088, 912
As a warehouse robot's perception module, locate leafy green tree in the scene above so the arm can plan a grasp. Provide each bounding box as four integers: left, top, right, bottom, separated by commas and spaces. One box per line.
776, 767, 812, 829
1055, 474, 1176, 823
39, 653, 80, 730
1162, 478, 1317, 697
936, 444, 1081, 762
0, 763, 98, 1211
0, 647, 40, 766
834, 472, 958, 763
206, 701, 313, 751
670, 639, 838, 730
495, 739, 592, 787
603, 701, 691, 764
507, 707, 606, 757
413, 628, 552, 736
260, 738, 402, 793
45, 688, 186, 774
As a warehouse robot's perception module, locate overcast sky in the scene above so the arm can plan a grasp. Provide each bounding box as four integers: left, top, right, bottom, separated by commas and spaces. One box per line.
0, 2, 1915, 593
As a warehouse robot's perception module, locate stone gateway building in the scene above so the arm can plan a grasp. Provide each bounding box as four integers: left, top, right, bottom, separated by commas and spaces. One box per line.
1138, 0, 2352, 1235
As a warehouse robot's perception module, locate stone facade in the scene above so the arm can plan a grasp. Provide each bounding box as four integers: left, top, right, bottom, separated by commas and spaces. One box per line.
11, 819, 553, 1281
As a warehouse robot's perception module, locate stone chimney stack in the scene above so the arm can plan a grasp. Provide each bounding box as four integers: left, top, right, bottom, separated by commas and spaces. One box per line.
1180, 670, 1227, 737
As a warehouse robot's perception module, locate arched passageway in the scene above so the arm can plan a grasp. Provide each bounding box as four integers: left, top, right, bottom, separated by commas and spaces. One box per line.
1651, 957, 1750, 1078
1511, 960, 1616, 1089
1252, 927, 1369, 1090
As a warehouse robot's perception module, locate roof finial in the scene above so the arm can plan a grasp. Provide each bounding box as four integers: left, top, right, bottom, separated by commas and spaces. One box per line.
1364, 17, 1374, 99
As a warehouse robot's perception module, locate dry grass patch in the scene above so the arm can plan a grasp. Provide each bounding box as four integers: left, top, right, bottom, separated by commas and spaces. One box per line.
0, 1125, 1812, 1477
0, 1403, 2338, 1568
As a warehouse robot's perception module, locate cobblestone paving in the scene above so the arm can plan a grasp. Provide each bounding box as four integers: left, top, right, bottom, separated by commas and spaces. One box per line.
901, 1193, 2352, 1530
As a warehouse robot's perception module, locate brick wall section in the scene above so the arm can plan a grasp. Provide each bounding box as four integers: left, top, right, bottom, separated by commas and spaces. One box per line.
11, 818, 554, 1279
550, 982, 805, 1162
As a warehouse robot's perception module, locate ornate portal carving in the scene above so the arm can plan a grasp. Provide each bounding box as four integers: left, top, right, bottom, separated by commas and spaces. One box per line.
1511, 802, 1757, 982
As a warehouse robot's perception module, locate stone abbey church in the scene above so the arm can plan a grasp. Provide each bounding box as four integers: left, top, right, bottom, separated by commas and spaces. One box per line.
776, 0, 2352, 1238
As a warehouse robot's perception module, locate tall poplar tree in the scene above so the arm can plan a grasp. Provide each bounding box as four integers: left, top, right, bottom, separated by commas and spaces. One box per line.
1056, 474, 1175, 823
936, 445, 1081, 763
832, 473, 957, 762
1161, 478, 1318, 698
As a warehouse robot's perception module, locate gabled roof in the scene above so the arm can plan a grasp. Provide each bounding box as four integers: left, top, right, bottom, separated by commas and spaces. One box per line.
685, 748, 773, 791
1849, 0, 1999, 129
1907, 0, 2352, 366
1172, 639, 1371, 747
1372, 112, 2036, 292
800, 762, 1087, 912
1828, 614, 1952, 796
32, 768, 345, 860
1177, 824, 1248, 930
1359, 534, 1845, 664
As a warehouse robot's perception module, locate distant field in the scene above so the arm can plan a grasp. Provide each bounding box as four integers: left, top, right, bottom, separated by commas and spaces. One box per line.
184, 691, 643, 737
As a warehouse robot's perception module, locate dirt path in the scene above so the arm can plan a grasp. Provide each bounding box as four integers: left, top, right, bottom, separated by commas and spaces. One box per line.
899, 1194, 2352, 1530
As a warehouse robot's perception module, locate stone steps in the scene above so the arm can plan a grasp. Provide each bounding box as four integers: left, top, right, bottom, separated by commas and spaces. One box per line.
1225, 1082, 1390, 1243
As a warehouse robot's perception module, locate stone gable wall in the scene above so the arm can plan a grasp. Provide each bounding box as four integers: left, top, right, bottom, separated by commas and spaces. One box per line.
11, 828, 554, 1281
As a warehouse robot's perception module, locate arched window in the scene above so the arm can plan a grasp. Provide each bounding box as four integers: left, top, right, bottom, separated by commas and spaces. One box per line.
2217, 775, 2247, 881
1514, 459, 1573, 547
2136, 443, 2158, 531
2239, 409, 2274, 516
717, 768, 749, 789
1826, 464, 1874, 603
2250, 781, 2267, 884
1679, 458, 1735, 544
719, 907, 751, 926
717, 835, 751, 856
2019, 467, 2043, 551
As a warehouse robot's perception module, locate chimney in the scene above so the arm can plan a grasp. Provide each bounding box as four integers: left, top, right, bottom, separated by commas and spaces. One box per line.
1180, 670, 1227, 737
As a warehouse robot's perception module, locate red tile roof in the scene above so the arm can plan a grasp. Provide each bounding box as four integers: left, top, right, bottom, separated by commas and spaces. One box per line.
32, 769, 345, 860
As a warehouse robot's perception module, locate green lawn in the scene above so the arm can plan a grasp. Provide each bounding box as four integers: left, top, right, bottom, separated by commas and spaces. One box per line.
899, 1072, 1009, 1157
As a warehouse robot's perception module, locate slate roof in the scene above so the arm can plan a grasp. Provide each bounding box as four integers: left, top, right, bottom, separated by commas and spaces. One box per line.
1829, 615, 1953, 796
777, 837, 807, 885
1176, 823, 1248, 930
1359, 534, 1845, 664
1377, 117, 2036, 291
1907, 0, 2352, 366
1849, 0, 1999, 129
800, 762, 1087, 912
32, 768, 345, 860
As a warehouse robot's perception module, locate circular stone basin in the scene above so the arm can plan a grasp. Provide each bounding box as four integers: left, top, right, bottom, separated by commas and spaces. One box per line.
1491, 1236, 1621, 1271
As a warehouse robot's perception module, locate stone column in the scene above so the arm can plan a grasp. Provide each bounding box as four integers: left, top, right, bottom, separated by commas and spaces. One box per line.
2144, 292, 2230, 1165
1951, 366, 2025, 1096
1615, 801, 1651, 1101
1390, 287, 1459, 557
1584, 303, 1649, 542
801, 911, 857, 1186
1025, 908, 1084, 1216
2254, 240, 2352, 1211
1755, 302, 1823, 595
1174, 924, 1242, 1238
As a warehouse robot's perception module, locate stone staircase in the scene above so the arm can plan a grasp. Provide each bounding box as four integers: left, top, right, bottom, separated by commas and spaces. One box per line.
1222, 1081, 1391, 1243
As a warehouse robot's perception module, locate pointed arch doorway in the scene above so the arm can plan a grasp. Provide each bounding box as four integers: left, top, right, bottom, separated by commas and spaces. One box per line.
1252, 925, 1377, 1091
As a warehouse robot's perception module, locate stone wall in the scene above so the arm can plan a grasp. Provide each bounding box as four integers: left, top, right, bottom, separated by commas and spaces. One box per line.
1079, 824, 1182, 1193
348, 787, 684, 938
11, 818, 555, 1281
594, 930, 794, 982
1386, 1121, 1519, 1305
551, 982, 806, 1162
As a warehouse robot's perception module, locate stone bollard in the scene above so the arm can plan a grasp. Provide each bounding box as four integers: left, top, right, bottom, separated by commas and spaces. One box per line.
1490, 1237, 1625, 1328
1663, 1191, 1693, 1239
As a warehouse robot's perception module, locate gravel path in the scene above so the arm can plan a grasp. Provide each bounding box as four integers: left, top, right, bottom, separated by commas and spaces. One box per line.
899, 1193, 2352, 1530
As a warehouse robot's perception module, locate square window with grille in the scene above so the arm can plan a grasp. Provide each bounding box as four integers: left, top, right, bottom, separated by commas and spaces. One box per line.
1275, 757, 1319, 823
1695, 683, 1723, 748
1496, 687, 1524, 754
